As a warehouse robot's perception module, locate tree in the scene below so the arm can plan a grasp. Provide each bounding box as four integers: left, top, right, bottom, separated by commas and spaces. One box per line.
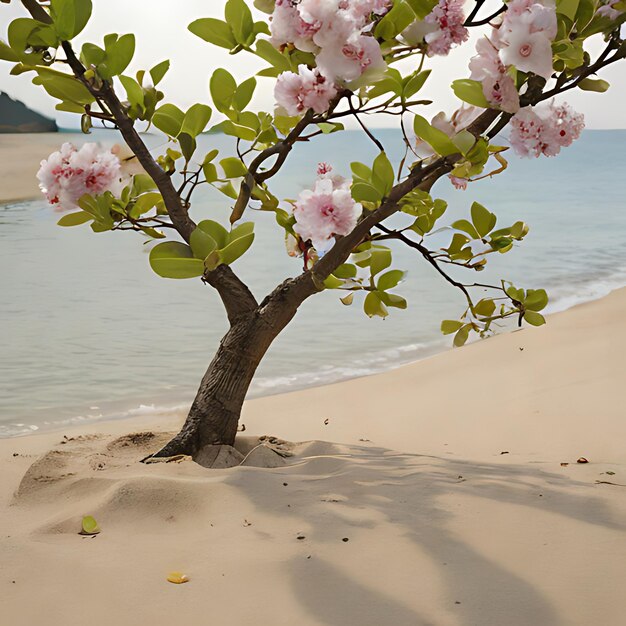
2, 0, 624, 460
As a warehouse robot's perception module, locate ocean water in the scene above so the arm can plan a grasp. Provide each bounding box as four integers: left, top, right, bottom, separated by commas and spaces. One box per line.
1, 129, 625, 437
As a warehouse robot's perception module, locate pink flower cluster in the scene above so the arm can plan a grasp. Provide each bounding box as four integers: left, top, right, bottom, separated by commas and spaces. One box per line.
293, 164, 361, 253
423, 0, 469, 56
509, 102, 584, 158
274, 65, 338, 116
401, 0, 468, 56
468, 0, 558, 112
37, 143, 123, 212
469, 37, 520, 114
271, 0, 388, 84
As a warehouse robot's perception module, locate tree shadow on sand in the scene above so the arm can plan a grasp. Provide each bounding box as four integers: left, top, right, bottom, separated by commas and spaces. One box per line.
223, 441, 624, 626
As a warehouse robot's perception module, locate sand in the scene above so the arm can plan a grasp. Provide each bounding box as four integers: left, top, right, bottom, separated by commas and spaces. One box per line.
1, 287, 624, 626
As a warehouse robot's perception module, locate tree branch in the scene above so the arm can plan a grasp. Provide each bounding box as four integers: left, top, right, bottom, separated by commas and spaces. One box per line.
17, 0, 259, 324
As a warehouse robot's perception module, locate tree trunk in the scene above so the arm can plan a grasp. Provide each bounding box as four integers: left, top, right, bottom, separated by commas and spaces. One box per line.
152, 277, 317, 459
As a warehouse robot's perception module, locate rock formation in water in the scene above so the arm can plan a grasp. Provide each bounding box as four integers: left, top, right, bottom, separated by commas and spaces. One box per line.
0, 92, 58, 133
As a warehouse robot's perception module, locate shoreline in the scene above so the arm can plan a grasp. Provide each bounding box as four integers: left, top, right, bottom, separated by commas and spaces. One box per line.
2, 285, 624, 461
1, 284, 624, 442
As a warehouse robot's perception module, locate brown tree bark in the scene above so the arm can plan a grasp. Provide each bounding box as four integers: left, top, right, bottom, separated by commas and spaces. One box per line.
152, 276, 319, 458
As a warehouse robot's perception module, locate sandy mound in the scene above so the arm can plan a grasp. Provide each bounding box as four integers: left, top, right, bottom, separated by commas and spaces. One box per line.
3, 426, 626, 626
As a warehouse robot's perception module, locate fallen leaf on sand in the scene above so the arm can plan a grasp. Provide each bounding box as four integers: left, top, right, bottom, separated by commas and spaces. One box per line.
577, 457, 589, 464
80, 515, 100, 535
167, 572, 189, 584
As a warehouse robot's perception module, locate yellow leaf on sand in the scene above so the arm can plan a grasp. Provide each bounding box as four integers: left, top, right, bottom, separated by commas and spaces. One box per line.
80, 515, 100, 535
167, 572, 189, 584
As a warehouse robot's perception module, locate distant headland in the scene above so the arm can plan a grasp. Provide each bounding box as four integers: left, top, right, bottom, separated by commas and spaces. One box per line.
0, 92, 58, 133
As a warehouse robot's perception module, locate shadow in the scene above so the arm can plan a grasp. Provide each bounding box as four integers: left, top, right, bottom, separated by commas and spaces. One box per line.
223, 442, 623, 626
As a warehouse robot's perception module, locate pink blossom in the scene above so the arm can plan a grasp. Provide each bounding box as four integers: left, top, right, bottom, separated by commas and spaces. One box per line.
500, 26, 554, 79
274, 65, 337, 116
270, 0, 387, 83
497, 0, 557, 79
293, 170, 361, 253
271, 0, 321, 52
509, 102, 584, 158
596, 0, 622, 19
424, 0, 469, 56
469, 37, 520, 114
449, 175, 468, 190
37, 143, 123, 212
316, 33, 386, 83
502, 0, 558, 40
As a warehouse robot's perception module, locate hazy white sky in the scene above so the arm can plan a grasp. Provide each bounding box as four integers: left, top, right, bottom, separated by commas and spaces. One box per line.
1, 0, 624, 129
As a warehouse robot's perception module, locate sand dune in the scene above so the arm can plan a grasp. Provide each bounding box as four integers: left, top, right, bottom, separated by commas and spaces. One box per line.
1, 289, 625, 625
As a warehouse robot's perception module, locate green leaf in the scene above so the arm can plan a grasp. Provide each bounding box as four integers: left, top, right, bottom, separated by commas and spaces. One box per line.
233, 77, 256, 111
81, 515, 100, 535
33, 68, 94, 105
214, 119, 257, 141
188, 18, 236, 50
152, 103, 185, 137
377, 269, 405, 291
471, 202, 497, 238
220, 157, 247, 178
372, 152, 395, 196
196, 219, 229, 248
577, 77, 609, 92
557, 0, 580, 20
379, 293, 407, 309
254, 39, 291, 72
181, 103, 212, 137
119, 75, 144, 110
350, 162, 373, 181
451, 79, 490, 108
178, 132, 197, 162
225, 0, 254, 46
0, 40, 20, 62
218, 232, 255, 265
190, 226, 218, 260
524, 310, 546, 326
406, 0, 439, 19
473, 299, 496, 317
364, 292, 388, 318
453, 325, 470, 347
441, 320, 464, 335
149, 60, 170, 86
413, 114, 458, 156
210, 68, 238, 113
452, 219, 480, 239
101, 33, 135, 79
524, 289, 548, 312
369, 248, 392, 277
149, 242, 205, 279
351, 182, 382, 204
374, 0, 415, 39
57, 211, 92, 227
403, 70, 431, 99
452, 130, 476, 156
50, 0, 92, 40
333, 263, 357, 279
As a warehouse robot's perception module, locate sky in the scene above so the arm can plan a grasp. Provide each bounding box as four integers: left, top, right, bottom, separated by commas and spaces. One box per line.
0, 0, 624, 129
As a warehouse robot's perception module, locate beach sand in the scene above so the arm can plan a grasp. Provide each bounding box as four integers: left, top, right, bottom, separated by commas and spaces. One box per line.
0, 288, 624, 626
